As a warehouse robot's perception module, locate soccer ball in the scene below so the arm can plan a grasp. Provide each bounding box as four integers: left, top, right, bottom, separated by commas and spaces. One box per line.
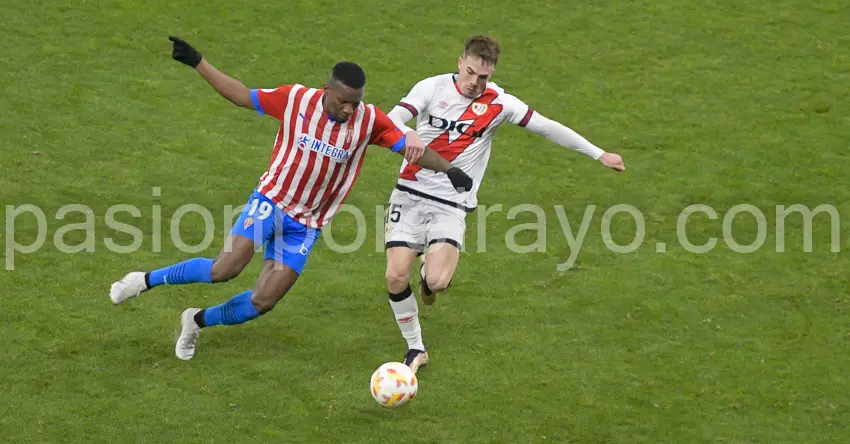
370, 362, 418, 408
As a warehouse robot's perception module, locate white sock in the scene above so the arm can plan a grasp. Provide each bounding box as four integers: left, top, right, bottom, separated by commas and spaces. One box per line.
389, 288, 425, 351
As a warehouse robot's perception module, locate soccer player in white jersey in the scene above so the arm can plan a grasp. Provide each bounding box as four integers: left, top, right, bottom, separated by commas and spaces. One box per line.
383, 36, 626, 372
108, 36, 473, 360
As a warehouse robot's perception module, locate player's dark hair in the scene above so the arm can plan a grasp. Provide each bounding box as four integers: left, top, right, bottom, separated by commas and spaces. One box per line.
464, 35, 501, 65
331, 61, 366, 89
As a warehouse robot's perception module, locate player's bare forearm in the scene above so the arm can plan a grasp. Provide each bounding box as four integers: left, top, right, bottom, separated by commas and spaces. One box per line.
409, 147, 451, 172
397, 147, 473, 192
168, 36, 252, 109
195, 60, 253, 109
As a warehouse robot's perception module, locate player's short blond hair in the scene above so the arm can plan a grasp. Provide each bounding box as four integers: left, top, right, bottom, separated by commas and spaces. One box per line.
464, 35, 500, 66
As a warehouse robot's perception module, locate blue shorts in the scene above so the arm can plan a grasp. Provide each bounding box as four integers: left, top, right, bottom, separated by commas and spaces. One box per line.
230, 190, 321, 274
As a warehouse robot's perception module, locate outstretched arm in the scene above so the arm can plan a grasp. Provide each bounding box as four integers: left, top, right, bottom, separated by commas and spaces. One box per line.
169, 36, 253, 109
504, 93, 625, 171
195, 60, 253, 108
524, 112, 625, 171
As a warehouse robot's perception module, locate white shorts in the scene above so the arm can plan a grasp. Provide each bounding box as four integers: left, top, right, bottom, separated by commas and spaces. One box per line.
384, 188, 467, 252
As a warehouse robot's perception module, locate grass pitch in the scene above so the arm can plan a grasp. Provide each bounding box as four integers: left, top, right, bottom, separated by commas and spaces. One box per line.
2, 1, 849, 442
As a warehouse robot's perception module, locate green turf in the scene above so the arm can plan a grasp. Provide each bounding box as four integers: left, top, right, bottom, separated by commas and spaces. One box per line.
2, 0, 849, 442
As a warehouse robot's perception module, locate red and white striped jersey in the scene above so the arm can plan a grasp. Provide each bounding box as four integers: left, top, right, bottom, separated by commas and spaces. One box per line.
249, 84, 406, 229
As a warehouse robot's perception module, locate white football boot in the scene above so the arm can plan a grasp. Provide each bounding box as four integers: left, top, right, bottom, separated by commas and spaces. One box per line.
175, 308, 202, 360
110, 271, 149, 304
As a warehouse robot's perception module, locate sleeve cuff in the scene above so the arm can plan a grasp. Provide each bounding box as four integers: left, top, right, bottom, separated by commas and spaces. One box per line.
390, 134, 406, 153
589, 147, 605, 160
250, 89, 264, 115
399, 102, 419, 118
519, 107, 534, 127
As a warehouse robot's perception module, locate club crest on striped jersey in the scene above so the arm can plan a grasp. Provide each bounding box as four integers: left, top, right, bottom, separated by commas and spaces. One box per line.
296, 133, 351, 163
471, 102, 488, 116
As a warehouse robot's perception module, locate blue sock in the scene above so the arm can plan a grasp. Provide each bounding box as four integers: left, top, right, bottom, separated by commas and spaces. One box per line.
201, 291, 262, 327
148, 258, 214, 287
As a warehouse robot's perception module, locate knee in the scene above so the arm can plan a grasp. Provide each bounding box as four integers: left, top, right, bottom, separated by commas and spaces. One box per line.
385, 266, 410, 292
211, 257, 244, 283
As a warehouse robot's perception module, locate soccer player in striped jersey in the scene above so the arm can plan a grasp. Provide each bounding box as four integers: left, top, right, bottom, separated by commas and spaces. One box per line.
109, 36, 473, 360
383, 36, 626, 372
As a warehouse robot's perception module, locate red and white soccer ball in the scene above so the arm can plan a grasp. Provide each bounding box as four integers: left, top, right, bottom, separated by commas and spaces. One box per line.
370, 362, 418, 408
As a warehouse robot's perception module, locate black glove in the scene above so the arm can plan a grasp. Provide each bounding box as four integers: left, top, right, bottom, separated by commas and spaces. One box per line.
168, 36, 203, 68
446, 167, 473, 193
